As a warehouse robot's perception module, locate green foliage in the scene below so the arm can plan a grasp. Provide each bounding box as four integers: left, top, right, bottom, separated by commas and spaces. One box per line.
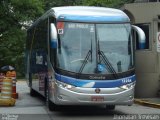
0, 0, 44, 77
44, 0, 82, 10
0, 0, 134, 78
10, 0, 44, 21
81, 0, 134, 8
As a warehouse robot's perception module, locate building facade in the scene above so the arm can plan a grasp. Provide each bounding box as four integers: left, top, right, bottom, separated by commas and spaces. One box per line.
123, 1, 160, 97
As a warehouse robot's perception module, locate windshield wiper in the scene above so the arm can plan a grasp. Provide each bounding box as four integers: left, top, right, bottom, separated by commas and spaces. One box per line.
97, 40, 118, 79
78, 39, 93, 74
78, 50, 91, 74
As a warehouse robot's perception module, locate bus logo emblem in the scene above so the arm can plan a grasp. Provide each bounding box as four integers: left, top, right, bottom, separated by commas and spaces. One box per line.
95, 88, 101, 93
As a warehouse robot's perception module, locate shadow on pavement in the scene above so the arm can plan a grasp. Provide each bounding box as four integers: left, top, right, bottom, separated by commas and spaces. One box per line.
49, 105, 126, 116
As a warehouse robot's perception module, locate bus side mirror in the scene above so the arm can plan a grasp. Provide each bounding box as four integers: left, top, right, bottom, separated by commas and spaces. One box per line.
50, 23, 58, 48
132, 25, 146, 49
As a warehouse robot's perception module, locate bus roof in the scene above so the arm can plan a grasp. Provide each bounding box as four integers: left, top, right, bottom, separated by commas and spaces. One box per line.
28, 6, 130, 30
52, 6, 130, 23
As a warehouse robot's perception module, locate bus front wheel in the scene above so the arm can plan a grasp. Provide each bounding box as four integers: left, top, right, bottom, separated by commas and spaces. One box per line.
30, 88, 38, 97
48, 100, 60, 111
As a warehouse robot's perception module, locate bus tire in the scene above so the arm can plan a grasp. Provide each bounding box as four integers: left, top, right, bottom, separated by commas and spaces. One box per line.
48, 100, 59, 111
106, 105, 115, 110
30, 88, 37, 97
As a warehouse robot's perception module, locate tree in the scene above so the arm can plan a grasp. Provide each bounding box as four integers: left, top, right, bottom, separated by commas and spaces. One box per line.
44, 0, 82, 11
0, 0, 134, 77
81, 0, 134, 8
0, 0, 44, 77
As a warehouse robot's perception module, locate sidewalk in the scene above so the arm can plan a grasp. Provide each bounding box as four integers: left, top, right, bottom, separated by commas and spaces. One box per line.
134, 98, 160, 109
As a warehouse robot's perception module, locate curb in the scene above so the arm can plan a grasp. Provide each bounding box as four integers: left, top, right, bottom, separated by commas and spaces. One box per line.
134, 99, 160, 109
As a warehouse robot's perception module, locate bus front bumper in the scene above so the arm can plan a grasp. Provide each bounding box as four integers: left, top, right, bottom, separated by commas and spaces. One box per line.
50, 82, 135, 106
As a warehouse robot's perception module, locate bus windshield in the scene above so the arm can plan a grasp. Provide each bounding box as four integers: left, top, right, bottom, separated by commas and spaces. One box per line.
56, 22, 133, 74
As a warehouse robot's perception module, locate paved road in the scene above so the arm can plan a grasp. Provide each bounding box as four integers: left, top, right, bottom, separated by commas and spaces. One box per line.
0, 81, 160, 120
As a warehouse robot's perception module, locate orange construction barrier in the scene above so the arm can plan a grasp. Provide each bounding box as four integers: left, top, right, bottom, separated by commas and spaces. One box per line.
0, 73, 5, 92
6, 70, 16, 78
1, 78, 12, 99
0, 77, 16, 106
12, 80, 18, 99
5, 70, 18, 99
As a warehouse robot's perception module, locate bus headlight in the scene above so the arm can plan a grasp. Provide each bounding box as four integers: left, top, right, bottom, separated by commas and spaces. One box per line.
120, 82, 135, 90
56, 80, 75, 90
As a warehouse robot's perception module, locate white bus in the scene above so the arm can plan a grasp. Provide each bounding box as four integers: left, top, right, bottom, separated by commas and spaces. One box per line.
26, 6, 145, 111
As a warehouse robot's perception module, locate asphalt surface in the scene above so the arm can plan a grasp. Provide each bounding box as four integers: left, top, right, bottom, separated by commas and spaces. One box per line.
0, 80, 160, 120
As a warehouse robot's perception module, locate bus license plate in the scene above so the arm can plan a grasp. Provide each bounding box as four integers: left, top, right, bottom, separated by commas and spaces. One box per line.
91, 96, 104, 101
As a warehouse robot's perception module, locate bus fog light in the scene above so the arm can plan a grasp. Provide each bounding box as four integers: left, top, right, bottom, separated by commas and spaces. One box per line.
58, 95, 63, 99
129, 95, 133, 100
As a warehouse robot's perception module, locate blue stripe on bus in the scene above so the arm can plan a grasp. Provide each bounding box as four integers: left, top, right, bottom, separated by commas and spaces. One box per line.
55, 73, 136, 88
58, 15, 129, 22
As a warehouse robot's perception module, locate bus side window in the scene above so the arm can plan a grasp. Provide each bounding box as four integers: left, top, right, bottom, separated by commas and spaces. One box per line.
30, 20, 48, 73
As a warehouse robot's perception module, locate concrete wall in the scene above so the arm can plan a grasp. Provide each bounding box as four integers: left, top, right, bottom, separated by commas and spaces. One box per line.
124, 2, 160, 98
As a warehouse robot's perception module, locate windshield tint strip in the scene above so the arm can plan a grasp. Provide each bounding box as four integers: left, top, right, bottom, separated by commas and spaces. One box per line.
58, 15, 129, 23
